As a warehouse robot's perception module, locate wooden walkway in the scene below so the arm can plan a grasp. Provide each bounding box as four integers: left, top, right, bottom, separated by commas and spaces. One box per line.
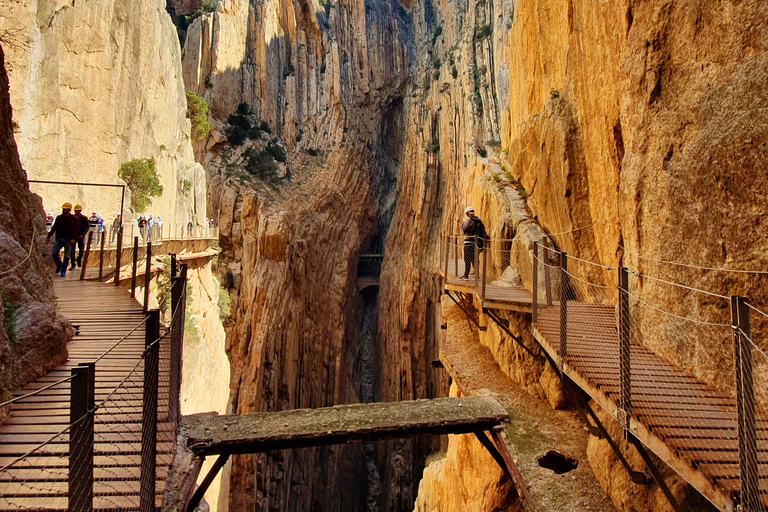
443, 260, 756, 511
442, 260, 532, 313
0, 269, 172, 511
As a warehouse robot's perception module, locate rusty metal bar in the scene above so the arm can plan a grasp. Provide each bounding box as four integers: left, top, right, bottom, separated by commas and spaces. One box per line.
544, 250, 552, 306
559, 252, 568, 367
532, 242, 539, 323
131, 237, 139, 298
618, 267, 631, 431
141, 309, 160, 512
80, 231, 93, 281
114, 226, 123, 286
98, 230, 105, 281
627, 435, 681, 511
69, 362, 95, 512
169, 264, 187, 426
143, 242, 152, 313
489, 428, 537, 511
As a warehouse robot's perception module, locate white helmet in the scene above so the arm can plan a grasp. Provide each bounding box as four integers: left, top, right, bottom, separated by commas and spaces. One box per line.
465, 206, 475, 213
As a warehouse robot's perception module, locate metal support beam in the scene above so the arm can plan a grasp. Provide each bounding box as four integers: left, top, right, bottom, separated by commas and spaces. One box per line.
186, 454, 230, 512
485, 309, 539, 359
114, 227, 123, 285
445, 290, 486, 332
69, 363, 95, 512
618, 267, 631, 431
532, 242, 539, 323
143, 242, 152, 312
627, 434, 682, 511
489, 428, 538, 512
98, 231, 105, 281
80, 232, 93, 281
141, 309, 160, 512
131, 237, 139, 298
558, 252, 568, 367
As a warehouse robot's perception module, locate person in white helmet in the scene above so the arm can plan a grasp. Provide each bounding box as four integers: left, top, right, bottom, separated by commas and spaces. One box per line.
457, 206, 486, 279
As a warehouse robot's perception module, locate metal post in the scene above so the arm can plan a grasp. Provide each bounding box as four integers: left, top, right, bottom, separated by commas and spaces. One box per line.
143, 242, 152, 313
169, 264, 187, 425
171, 254, 177, 279
444, 237, 449, 277
131, 237, 139, 298
69, 363, 95, 512
733, 296, 759, 511
618, 267, 631, 431
481, 237, 488, 300
454, 236, 458, 278
141, 309, 160, 512
114, 227, 123, 286
98, 230, 105, 281
559, 252, 568, 367
544, 250, 553, 306
80, 232, 93, 281
474, 235, 480, 292
532, 242, 539, 323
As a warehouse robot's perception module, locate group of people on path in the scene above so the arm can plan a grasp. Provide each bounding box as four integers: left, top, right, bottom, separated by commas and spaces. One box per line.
46, 203, 105, 276
137, 214, 163, 241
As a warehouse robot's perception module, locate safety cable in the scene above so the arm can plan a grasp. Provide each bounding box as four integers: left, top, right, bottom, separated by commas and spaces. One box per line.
0, 227, 36, 276
0, 375, 74, 408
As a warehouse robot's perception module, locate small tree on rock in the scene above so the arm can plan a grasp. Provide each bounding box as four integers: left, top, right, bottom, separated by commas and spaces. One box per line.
118, 158, 163, 213
186, 91, 211, 142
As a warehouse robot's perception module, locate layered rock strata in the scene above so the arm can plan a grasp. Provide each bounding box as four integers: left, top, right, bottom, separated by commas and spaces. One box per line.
0, 0, 206, 224
0, 45, 72, 414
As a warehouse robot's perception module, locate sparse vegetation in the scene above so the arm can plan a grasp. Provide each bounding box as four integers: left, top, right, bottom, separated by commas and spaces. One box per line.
283, 63, 296, 78
204, 76, 213, 89
439, 82, 450, 93
432, 69, 440, 81
451, 66, 458, 79
243, 147, 278, 177
473, 91, 483, 114
3, 297, 17, 345
492, 173, 501, 183
517, 184, 527, 198
474, 24, 492, 41
159, 144, 167, 151
118, 158, 163, 212
296, 129, 303, 142
186, 91, 211, 142
433, 57, 442, 69
550, 88, 560, 99
431, 25, 443, 46
183, 179, 192, 193
426, 137, 440, 154
486, 139, 501, 147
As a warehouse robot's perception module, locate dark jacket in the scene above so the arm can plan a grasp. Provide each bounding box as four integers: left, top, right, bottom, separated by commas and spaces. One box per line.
462, 216, 486, 244
74, 214, 90, 238
47, 213, 78, 240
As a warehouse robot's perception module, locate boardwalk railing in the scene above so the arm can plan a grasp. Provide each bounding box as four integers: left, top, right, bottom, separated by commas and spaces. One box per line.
0, 265, 189, 511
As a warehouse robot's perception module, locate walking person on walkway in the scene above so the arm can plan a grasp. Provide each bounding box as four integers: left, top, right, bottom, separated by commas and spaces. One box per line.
147, 214, 155, 241
156, 215, 163, 240
187, 218, 194, 238
97, 214, 105, 243
458, 206, 486, 280
69, 205, 90, 270
88, 210, 99, 242
110, 213, 121, 245
138, 215, 147, 240
46, 202, 78, 277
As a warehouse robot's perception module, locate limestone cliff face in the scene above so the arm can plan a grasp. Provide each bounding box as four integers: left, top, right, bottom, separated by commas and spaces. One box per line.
0, 0, 206, 224
0, 45, 72, 413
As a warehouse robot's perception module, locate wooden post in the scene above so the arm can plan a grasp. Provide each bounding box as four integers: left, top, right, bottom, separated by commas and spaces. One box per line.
69, 363, 95, 512
532, 242, 539, 323
733, 296, 759, 511
141, 309, 160, 512
131, 237, 139, 298
618, 267, 631, 430
98, 230, 105, 281
559, 252, 568, 367
114, 226, 123, 286
80, 232, 93, 281
143, 242, 152, 313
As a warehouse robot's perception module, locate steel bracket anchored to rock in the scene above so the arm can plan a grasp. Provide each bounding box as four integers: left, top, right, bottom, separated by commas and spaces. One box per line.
162, 396, 509, 512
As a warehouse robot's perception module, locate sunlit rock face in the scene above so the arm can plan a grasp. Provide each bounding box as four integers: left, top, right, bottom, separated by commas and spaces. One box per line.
0, 0, 206, 224
0, 45, 72, 415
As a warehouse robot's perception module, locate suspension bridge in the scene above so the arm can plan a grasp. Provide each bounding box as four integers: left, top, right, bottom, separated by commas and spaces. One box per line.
440, 234, 768, 512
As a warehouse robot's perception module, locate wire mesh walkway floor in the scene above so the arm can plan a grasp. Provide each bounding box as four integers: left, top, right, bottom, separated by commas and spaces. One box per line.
0, 269, 172, 511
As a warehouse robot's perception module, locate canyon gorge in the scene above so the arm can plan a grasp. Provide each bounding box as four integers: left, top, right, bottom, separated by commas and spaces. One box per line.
1, 0, 767, 510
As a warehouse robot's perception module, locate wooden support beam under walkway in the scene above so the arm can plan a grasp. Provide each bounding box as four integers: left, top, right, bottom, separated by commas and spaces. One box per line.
163, 397, 509, 511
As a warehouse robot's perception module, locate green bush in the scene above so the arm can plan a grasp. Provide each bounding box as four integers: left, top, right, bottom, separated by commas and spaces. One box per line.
431, 26, 443, 46
204, 76, 213, 89
486, 139, 501, 147
260, 121, 272, 134
492, 173, 500, 183
227, 113, 251, 130
183, 179, 192, 192
237, 102, 250, 115
225, 125, 248, 145
433, 57, 442, 69
266, 142, 287, 163
118, 158, 163, 213
517, 184, 527, 198
243, 147, 278, 177
550, 88, 560, 99
475, 24, 492, 41
186, 91, 211, 142
426, 137, 440, 154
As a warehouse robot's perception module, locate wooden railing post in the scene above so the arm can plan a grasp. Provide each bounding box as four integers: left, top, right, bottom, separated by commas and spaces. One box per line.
618, 267, 631, 431
98, 230, 105, 281
130, 237, 139, 298
114, 226, 123, 286
732, 296, 759, 511
80, 232, 94, 281
532, 242, 539, 323
169, 264, 187, 426
559, 252, 568, 368
69, 362, 95, 512
143, 242, 152, 313
141, 309, 160, 512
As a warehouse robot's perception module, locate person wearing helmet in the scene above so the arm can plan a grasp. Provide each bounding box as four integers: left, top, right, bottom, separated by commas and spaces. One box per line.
457, 206, 486, 280
69, 205, 90, 270
110, 213, 122, 245
46, 202, 78, 276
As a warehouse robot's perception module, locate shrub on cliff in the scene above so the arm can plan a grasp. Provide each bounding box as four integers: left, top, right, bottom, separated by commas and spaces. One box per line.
243, 147, 278, 177
186, 92, 210, 142
475, 24, 492, 41
118, 158, 163, 213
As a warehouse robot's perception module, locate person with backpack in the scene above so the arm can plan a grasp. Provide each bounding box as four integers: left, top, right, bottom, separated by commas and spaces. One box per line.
69, 205, 90, 270
46, 202, 78, 276
458, 206, 486, 280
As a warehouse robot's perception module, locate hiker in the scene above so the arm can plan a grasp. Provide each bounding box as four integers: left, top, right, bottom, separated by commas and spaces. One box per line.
138, 215, 147, 240
46, 202, 78, 277
187, 219, 194, 238
88, 210, 99, 242
45, 211, 54, 230
147, 214, 155, 241
69, 205, 90, 270
156, 216, 163, 240
458, 206, 486, 280
97, 214, 105, 243
110, 213, 121, 245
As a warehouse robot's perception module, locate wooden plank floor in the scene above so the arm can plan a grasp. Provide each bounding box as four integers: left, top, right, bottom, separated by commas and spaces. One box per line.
532, 302, 752, 511
441, 259, 532, 312
0, 269, 172, 511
